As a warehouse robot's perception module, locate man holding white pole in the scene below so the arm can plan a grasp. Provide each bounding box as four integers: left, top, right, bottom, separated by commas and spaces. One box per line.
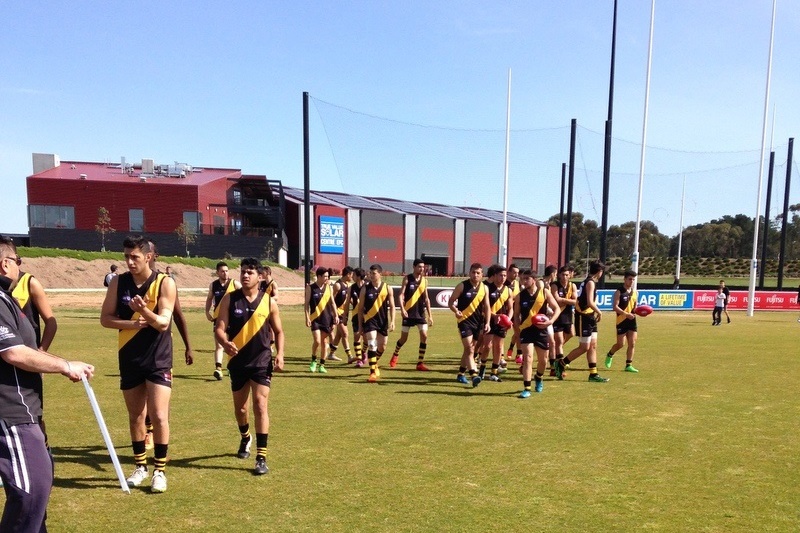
0, 235, 94, 532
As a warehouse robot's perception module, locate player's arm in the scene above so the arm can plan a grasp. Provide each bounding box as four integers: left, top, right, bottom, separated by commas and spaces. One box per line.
327, 286, 339, 325
612, 290, 624, 315
341, 289, 351, 318
586, 280, 602, 321
269, 299, 284, 371
214, 294, 237, 356
543, 290, 562, 326
205, 282, 215, 322
398, 277, 409, 318
504, 288, 514, 320
424, 282, 433, 326
1, 344, 94, 382
447, 284, 463, 318
135, 276, 175, 332
512, 295, 521, 335
233, 280, 242, 290
303, 284, 312, 327
270, 281, 278, 300
172, 293, 193, 365
356, 285, 367, 331
482, 292, 491, 332
100, 276, 146, 331
387, 287, 396, 332
28, 276, 57, 351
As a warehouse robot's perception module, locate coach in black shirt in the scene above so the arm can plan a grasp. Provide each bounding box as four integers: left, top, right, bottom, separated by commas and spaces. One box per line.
0, 236, 94, 532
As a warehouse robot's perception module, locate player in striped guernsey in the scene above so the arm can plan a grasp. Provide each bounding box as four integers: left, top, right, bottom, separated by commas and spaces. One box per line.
538, 265, 558, 372
390, 259, 433, 371
100, 235, 177, 493
504, 263, 522, 363
477, 264, 513, 382
215, 258, 284, 475
328, 266, 354, 363
305, 267, 339, 374
259, 265, 278, 299
447, 263, 490, 388
345, 268, 366, 366
550, 265, 577, 377
357, 264, 396, 382
604, 270, 639, 373
515, 269, 561, 397
206, 262, 241, 380
555, 260, 608, 383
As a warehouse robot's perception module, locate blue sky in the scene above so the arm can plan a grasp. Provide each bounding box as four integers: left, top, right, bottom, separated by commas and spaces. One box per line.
2, 1, 799, 239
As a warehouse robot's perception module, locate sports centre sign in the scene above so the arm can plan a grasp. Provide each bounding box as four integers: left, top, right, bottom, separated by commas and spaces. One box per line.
318, 216, 344, 254
391, 287, 798, 312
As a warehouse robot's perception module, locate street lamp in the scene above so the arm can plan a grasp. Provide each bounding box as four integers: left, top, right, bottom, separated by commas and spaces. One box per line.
586, 240, 590, 274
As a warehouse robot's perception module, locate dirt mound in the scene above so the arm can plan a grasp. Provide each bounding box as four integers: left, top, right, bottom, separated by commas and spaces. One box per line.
19, 257, 306, 308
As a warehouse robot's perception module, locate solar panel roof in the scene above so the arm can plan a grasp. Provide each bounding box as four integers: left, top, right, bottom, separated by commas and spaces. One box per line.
372, 198, 443, 216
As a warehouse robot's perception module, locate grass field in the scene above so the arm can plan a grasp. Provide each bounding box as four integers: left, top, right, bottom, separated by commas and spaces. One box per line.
9, 306, 800, 532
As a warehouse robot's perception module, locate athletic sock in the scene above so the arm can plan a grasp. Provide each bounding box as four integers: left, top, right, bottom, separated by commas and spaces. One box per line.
215, 362, 222, 370
145, 415, 153, 433
491, 363, 499, 376
589, 362, 598, 375
523, 380, 532, 392
239, 424, 250, 439
344, 348, 352, 358
376, 350, 384, 361
132, 440, 147, 468
478, 363, 486, 378
418, 342, 427, 363
368, 351, 379, 374
153, 443, 168, 471
393, 340, 405, 357
256, 433, 268, 459
626, 360, 633, 366
329, 344, 338, 355
606, 352, 614, 358
534, 372, 543, 383
310, 355, 317, 363
354, 342, 362, 360
458, 366, 467, 377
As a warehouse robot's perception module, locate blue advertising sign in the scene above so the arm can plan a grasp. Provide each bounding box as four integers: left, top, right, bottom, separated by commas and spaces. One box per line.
597, 290, 693, 311
319, 216, 345, 254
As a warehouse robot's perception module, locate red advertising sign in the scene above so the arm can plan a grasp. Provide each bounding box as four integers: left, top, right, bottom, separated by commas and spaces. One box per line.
693, 290, 798, 311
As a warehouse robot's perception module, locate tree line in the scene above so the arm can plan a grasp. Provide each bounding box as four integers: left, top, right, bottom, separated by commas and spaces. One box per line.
549, 203, 800, 261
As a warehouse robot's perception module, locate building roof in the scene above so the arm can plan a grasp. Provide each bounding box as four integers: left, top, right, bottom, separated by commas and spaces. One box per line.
283, 186, 545, 225
28, 159, 240, 187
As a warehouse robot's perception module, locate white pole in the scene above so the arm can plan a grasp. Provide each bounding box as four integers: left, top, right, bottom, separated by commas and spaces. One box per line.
676, 175, 686, 284
747, 0, 777, 317
632, 0, 656, 291
501, 68, 512, 266
82, 375, 130, 493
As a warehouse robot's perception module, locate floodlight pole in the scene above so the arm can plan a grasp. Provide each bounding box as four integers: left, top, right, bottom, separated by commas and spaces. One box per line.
501, 68, 512, 266
632, 0, 656, 292
565, 119, 577, 264
558, 163, 566, 265
599, 0, 618, 287
747, 0, 777, 316
777, 138, 793, 290
758, 151, 775, 289
303, 91, 311, 285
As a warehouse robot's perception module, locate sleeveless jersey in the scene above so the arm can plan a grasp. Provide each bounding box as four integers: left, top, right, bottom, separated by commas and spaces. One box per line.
505, 278, 521, 298
552, 280, 575, 322
260, 279, 277, 298
456, 280, 486, 326
517, 287, 546, 332
575, 276, 597, 315
616, 287, 638, 325
334, 279, 351, 316
362, 282, 390, 329
308, 282, 334, 325
116, 271, 173, 371
486, 281, 511, 316
225, 289, 272, 370
12, 272, 42, 347
211, 279, 236, 319
349, 282, 362, 313
402, 274, 427, 321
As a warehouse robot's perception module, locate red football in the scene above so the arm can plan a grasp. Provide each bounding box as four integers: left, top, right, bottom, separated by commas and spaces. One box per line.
497, 314, 513, 330
634, 304, 654, 317
534, 314, 549, 326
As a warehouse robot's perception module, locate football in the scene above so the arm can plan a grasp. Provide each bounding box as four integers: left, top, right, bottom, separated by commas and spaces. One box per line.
634, 304, 654, 317
497, 314, 513, 330
534, 314, 549, 326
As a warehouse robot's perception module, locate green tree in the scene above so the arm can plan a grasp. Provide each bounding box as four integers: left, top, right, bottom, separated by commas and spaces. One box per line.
95, 207, 115, 252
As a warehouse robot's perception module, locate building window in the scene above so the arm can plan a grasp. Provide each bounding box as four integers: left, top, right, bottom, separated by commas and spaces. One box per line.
129, 209, 144, 232
213, 216, 225, 235
28, 205, 75, 229
183, 211, 201, 234
232, 188, 242, 206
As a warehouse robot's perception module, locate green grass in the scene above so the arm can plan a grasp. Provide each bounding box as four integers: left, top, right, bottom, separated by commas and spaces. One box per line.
13, 307, 800, 531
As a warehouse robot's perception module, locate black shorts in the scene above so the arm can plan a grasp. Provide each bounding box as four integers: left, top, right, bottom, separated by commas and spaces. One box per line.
229, 365, 273, 392
575, 313, 598, 338
402, 317, 427, 328
520, 326, 550, 350
338, 312, 348, 323
616, 318, 637, 335
351, 315, 360, 332
458, 322, 482, 340
487, 322, 508, 338
311, 321, 332, 334
120, 367, 173, 390
363, 324, 388, 337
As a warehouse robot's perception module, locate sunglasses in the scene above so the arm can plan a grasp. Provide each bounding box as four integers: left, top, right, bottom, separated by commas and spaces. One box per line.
2, 255, 22, 266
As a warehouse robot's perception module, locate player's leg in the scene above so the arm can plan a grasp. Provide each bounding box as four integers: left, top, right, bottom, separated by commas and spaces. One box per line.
251, 380, 271, 475
624, 330, 638, 372
391, 328, 410, 367
231, 375, 252, 459
309, 328, 322, 372
365, 330, 381, 382
605, 331, 625, 369
122, 383, 149, 486
518, 342, 535, 398
416, 324, 430, 371
146, 380, 172, 492
534, 344, 549, 393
